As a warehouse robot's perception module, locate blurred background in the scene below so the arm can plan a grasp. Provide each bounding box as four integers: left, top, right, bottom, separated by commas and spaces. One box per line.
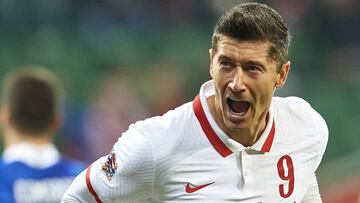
0, 0, 359, 202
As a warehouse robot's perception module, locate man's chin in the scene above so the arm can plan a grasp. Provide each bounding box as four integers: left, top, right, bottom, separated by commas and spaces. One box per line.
225, 109, 249, 124
224, 118, 248, 131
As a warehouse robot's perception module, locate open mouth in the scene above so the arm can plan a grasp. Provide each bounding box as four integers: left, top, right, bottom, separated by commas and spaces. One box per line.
227, 98, 250, 116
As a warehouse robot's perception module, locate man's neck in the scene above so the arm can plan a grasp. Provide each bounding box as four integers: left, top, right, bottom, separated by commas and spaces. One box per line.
3, 128, 52, 150
227, 112, 269, 146
207, 96, 269, 147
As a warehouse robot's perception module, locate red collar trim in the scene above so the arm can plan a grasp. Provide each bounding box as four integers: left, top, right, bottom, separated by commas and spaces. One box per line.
193, 95, 275, 157
193, 95, 232, 157
260, 119, 275, 153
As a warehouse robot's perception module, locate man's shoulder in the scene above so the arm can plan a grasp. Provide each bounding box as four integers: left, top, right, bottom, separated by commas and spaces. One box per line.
273, 96, 321, 120
0, 157, 4, 166
131, 101, 194, 136
273, 96, 328, 140
0, 157, 7, 174
0, 156, 85, 177
273, 96, 310, 108
56, 157, 86, 174
114, 100, 202, 160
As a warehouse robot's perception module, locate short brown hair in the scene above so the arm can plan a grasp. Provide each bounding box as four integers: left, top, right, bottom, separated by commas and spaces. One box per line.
1, 65, 65, 135
212, 3, 291, 69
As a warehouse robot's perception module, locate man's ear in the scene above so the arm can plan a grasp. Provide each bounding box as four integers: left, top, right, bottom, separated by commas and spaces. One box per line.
275, 61, 291, 88
209, 48, 214, 78
0, 106, 10, 127
50, 116, 63, 132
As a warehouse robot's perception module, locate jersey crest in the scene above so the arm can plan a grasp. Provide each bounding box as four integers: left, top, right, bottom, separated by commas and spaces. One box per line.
101, 148, 118, 181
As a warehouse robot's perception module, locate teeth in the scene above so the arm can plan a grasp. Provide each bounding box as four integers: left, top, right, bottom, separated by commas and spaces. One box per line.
234, 109, 246, 116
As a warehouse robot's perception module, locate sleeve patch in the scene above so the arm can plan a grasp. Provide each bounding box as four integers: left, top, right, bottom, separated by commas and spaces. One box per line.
101, 148, 118, 181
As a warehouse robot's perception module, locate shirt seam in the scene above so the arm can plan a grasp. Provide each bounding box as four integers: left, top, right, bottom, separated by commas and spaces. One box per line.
133, 126, 156, 199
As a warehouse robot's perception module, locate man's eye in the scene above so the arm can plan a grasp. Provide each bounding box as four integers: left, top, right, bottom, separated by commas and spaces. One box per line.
246, 65, 261, 72
219, 61, 232, 68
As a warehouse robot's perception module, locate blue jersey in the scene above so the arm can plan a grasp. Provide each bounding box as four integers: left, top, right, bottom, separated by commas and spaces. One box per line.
0, 157, 85, 203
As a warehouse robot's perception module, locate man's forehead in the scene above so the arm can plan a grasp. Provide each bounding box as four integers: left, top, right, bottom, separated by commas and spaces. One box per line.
216, 35, 270, 46
216, 38, 271, 61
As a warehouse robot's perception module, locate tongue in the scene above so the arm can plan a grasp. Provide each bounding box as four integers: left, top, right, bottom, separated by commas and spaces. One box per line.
229, 100, 250, 114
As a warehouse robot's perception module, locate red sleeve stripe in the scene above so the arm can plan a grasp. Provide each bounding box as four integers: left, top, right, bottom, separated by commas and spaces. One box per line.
86, 165, 104, 203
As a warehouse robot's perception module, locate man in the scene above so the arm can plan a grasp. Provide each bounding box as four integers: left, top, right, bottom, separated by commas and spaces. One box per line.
62, 3, 328, 202
0, 66, 85, 203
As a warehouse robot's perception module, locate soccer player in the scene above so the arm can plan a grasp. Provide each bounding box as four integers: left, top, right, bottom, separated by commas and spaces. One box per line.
62, 3, 328, 202
0, 66, 85, 203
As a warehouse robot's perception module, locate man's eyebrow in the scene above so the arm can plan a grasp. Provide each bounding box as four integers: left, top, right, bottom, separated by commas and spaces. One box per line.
218, 55, 234, 61
246, 60, 266, 69
247, 60, 264, 65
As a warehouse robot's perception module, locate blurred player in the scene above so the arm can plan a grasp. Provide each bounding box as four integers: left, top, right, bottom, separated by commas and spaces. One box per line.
62, 3, 328, 202
0, 66, 85, 203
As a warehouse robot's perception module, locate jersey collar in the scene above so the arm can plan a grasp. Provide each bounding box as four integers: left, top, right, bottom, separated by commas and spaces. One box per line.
193, 80, 275, 157
2, 142, 61, 168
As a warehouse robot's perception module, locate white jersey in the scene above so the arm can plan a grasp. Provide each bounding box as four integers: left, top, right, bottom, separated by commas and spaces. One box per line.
62, 80, 328, 203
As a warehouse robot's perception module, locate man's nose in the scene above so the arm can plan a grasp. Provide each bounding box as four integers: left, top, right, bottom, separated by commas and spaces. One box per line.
228, 69, 246, 92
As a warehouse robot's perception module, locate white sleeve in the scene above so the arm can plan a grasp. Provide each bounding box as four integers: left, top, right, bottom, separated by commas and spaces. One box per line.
61, 170, 95, 203
301, 173, 322, 203
62, 126, 154, 203
288, 97, 329, 171
313, 115, 328, 171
